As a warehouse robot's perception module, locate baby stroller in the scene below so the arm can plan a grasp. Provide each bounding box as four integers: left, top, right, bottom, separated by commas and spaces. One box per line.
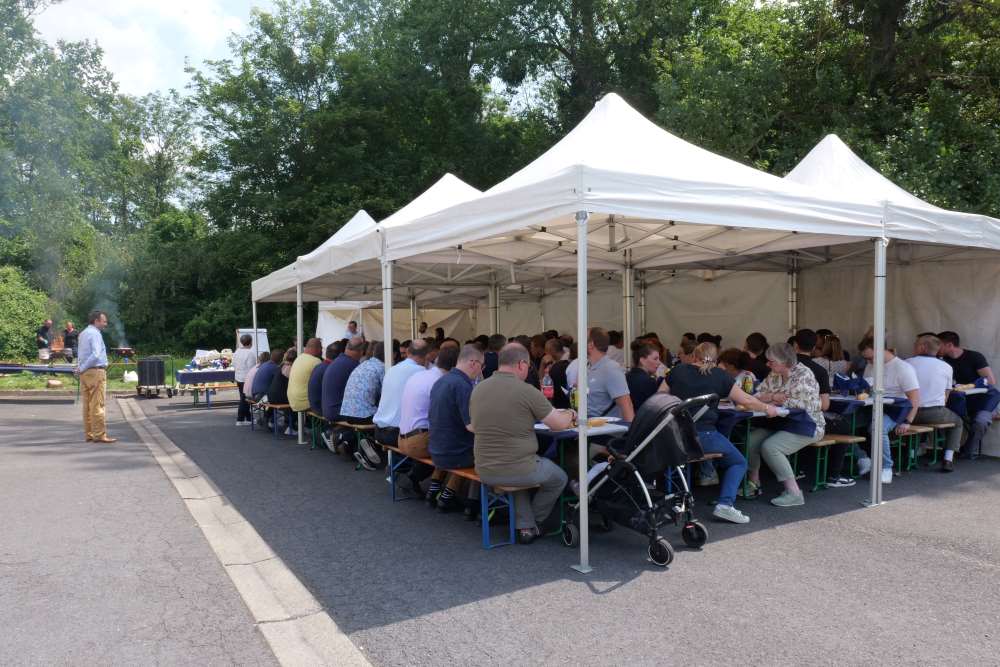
562, 393, 716, 567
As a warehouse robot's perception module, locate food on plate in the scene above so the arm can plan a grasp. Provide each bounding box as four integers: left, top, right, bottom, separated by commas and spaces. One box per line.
955, 383, 975, 391
857, 392, 870, 400
588, 418, 608, 427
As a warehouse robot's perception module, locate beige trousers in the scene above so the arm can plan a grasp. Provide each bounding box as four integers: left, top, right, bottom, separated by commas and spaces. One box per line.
81, 368, 107, 439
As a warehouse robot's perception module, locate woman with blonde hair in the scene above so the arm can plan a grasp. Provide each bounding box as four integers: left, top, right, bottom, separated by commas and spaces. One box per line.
664, 342, 778, 524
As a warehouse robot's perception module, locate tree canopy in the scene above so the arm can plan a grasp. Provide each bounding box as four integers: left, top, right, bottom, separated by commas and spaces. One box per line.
0, 0, 997, 359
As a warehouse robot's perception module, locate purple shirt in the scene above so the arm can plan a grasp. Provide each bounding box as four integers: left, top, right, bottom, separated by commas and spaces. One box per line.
399, 367, 445, 434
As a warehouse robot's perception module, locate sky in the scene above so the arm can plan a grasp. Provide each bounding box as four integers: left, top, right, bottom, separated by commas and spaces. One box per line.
34, 0, 277, 96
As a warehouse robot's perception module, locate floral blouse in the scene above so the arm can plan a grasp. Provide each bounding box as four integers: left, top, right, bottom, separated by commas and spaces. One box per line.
756, 362, 825, 437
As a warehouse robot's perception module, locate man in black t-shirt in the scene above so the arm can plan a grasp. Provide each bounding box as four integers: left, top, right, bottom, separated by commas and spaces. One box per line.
794, 329, 830, 410
938, 331, 996, 458
937, 331, 995, 385
745, 332, 771, 381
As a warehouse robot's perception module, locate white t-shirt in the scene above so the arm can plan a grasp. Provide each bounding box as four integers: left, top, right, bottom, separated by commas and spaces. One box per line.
606, 346, 625, 367
906, 355, 953, 407
232, 347, 257, 382
864, 356, 920, 398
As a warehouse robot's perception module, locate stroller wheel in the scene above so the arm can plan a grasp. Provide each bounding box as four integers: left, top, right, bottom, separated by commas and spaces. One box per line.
648, 537, 674, 567
562, 523, 580, 547
681, 521, 709, 549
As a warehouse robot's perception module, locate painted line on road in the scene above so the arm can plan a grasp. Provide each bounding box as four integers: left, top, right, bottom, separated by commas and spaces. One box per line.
117, 398, 371, 667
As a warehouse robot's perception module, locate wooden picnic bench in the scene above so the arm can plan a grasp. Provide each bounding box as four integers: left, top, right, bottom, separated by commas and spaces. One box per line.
381, 443, 537, 549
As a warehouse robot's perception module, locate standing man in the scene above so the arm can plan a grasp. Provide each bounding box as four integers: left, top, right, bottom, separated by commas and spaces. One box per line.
62, 321, 78, 363
232, 334, 257, 425
418, 321, 428, 336
344, 320, 361, 340
36, 318, 53, 361
74, 310, 115, 443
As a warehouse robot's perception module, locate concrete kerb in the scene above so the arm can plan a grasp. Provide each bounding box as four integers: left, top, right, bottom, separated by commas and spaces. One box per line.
117, 398, 371, 667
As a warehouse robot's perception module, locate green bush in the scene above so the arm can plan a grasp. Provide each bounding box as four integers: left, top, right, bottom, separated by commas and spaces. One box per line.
0, 266, 49, 361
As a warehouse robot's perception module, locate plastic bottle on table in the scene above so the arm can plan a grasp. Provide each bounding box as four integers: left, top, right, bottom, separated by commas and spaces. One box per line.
542, 373, 554, 400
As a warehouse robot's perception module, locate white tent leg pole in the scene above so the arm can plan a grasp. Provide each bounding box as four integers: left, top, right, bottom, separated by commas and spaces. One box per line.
637, 273, 647, 335
573, 209, 592, 575
382, 261, 394, 373
787, 258, 798, 334
251, 301, 259, 358
471, 300, 479, 335
488, 282, 500, 334
539, 297, 546, 333
865, 237, 888, 507
622, 252, 634, 347
296, 285, 305, 444
409, 292, 417, 340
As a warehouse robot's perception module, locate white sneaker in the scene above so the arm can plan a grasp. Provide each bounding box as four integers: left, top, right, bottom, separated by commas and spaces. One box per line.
284, 427, 297, 436
713, 504, 750, 524
880, 468, 894, 484
857, 457, 872, 477
320, 430, 333, 451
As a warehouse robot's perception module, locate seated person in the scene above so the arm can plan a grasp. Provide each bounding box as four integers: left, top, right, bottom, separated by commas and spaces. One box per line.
793, 329, 831, 411
665, 342, 775, 523
859, 336, 920, 481
288, 338, 322, 413
718, 347, 756, 393
544, 338, 571, 409
938, 330, 996, 458
242, 351, 270, 407
267, 349, 297, 434
606, 330, 626, 367
625, 341, 665, 411
400, 344, 458, 499
251, 348, 283, 401
472, 343, 575, 543
308, 343, 338, 416
340, 341, 386, 423
428, 344, 483, 514
744, 332, 770, 381
320, 337, 365, 445
566, 327, 635, 421
373, 339, 429, 446
814, 335, 849, 377
908, 334, 962, 471
746, 343, 825, 507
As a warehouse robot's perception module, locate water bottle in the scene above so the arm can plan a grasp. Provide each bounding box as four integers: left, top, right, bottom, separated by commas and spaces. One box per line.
570, 386, 578, 411
542, 373, 554, 400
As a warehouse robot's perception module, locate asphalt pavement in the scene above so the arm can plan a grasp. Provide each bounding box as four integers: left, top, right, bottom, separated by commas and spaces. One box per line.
137, 391, 1000, 666
0, 397, 276, 666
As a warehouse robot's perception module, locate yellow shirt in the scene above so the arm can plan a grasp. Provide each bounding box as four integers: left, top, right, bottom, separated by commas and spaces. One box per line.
288, 354, 321, 411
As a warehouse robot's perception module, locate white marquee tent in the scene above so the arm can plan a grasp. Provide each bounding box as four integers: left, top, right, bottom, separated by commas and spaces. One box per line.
250, 93, 1000, 571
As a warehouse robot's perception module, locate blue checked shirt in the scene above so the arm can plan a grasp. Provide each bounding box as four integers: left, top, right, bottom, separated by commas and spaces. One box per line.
77, 325, 108, 372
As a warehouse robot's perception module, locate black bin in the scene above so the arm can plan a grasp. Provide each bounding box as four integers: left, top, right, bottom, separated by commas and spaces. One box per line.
137, 358, 165, 387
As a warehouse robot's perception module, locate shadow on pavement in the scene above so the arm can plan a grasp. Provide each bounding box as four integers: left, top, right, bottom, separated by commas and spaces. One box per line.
137, 396, 1000, 638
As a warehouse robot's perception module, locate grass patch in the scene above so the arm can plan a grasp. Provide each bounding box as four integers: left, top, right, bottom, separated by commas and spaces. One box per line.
0, 356, 192, 392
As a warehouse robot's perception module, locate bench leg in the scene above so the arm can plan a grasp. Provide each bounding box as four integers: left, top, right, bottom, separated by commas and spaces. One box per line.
480, 490, 490, 548
812, 447, 829, 492
481, 488, 516, 549
507, 492, 516, 546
